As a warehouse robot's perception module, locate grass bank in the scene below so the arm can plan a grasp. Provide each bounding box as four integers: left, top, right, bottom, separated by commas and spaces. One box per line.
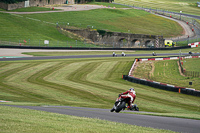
0, 106, 176, 133
0, 5, 183, 47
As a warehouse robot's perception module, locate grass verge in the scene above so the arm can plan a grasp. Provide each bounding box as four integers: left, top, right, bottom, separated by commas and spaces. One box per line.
0, 105, 176, 133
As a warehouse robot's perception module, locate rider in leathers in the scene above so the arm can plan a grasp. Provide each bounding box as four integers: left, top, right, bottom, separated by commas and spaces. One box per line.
111, 88, 136, 112
119, 88, 136, 109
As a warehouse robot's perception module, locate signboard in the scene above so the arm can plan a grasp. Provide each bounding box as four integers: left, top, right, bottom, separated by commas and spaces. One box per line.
25, 1, 29, 8
44, 40, 49, 45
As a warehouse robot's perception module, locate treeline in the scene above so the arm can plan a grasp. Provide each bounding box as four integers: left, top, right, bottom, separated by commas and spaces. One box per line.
0, 0, 26, 4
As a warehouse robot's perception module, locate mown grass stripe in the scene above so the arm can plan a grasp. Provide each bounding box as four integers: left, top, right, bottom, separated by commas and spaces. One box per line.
0, 63, 48, 102
0, 62, 67, 103
27, 61, 111, 107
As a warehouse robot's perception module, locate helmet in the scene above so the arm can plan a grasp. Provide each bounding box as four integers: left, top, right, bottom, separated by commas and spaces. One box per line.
129, 88, 136, 94
129, 88, 134, 92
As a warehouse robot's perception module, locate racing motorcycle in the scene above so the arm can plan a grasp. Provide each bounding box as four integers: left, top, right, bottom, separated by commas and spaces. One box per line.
110, 96, 139, 113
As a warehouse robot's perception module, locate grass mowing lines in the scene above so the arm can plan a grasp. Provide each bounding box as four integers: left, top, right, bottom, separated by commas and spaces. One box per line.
26, 62, 85, 105
7, 62, 63, 103
0, 63, 39, 101
62, 61, 116, 106
38, 60, 111, 107
107, 60, 133, 80
85, 61, 125, 93
68, 62, 115, 104
0, 62, 63, 103
88, 61, 133, 89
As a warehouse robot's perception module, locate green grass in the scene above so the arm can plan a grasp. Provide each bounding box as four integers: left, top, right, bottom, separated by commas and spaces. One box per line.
0, 6, 183, 47
115, 0, 200, 16
182, 58, 200, 72
133, 59, 200, 89
0, 12, 76, 43
0, 106, 176, 133
0, 57, 200, 120
0, 8, 6, 11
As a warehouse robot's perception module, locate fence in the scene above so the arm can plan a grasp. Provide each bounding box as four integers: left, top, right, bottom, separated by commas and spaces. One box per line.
184, 71, 200, 77
179, 56, 200, 78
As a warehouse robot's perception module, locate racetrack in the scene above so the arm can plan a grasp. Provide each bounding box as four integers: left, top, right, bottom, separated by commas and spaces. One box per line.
0, 52, 190, 61
1, 4, 200, 132
3, 105, 200, 133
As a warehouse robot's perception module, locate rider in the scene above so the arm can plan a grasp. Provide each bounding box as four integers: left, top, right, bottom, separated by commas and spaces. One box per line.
119, 88, 136, 110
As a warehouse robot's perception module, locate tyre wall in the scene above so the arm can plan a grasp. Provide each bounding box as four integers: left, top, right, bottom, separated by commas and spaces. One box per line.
123, 56, 200, 97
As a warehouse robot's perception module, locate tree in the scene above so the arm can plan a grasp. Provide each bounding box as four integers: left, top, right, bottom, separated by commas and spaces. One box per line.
0, 0, 26, 4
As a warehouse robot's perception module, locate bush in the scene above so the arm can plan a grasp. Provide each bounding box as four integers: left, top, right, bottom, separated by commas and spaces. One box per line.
0, 0, 26, 4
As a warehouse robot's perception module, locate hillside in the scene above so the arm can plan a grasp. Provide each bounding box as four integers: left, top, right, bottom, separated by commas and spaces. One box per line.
0, 6, 183, 45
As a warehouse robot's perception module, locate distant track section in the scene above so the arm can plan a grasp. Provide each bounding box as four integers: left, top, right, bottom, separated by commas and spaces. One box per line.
0, 53, 191, 61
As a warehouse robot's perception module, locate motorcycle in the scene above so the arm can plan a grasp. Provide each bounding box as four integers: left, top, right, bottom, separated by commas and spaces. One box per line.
152, 52, 157, 56
110, 96, 139, 113
121, 52, 126, 56
113, 53, 117, 57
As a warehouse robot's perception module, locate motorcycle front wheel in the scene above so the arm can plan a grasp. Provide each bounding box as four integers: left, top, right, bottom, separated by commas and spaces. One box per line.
115, 101, 126, 113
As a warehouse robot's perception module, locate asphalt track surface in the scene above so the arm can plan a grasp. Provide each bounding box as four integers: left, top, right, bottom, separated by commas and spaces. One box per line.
2, 105, 200, 133
0, 53, 191, 61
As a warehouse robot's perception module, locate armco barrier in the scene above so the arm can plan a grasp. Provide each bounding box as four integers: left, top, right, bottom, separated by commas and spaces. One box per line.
123, 56, 200, 97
